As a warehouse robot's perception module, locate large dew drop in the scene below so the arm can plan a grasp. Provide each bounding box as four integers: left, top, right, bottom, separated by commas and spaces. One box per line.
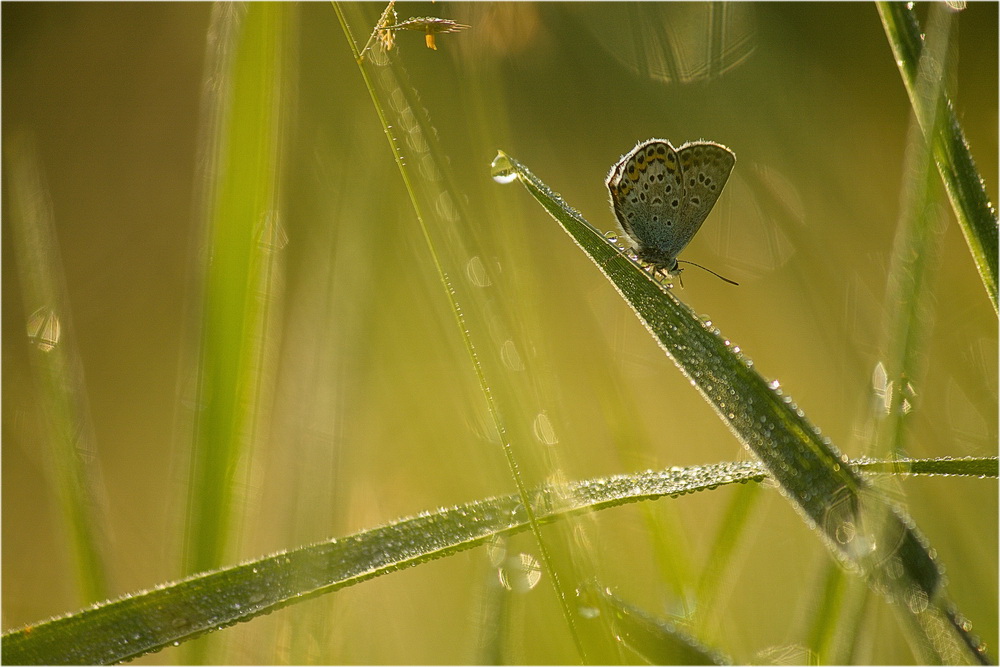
490, 152, 517, 184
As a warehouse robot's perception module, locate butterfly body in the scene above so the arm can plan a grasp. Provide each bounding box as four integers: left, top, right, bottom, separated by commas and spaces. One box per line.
606, 138, 735, 276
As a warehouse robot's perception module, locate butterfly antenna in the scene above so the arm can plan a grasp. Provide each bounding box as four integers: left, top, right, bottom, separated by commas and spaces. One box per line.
677, 260, 739, 286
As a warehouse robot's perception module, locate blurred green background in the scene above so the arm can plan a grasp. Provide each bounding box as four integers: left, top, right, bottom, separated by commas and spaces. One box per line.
3, 2, 996, 663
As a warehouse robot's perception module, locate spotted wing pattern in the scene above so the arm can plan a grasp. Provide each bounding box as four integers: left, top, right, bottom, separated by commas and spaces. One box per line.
674, 141, 736, 252
606, 138, 735, 273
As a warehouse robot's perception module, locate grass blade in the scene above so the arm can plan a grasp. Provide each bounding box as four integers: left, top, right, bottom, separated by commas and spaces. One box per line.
2, 455, 991, 665
693, 480, 763, 641
878, 2, 999, 314
4, 133, 113, 604
0, 461, 768, 665
494, 150, 992, 663
597, 588, 732, 665
182, 3, 290, 577
331, 4, 620, 660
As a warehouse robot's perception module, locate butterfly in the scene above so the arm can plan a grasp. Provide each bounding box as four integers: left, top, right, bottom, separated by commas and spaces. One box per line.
606, 139, 736, 280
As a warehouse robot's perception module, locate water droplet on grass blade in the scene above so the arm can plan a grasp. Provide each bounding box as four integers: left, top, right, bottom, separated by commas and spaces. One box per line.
491, 153, 517, 183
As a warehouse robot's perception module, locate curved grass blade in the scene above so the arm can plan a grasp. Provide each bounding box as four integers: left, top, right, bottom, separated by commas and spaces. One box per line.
878, 2, 998, 314
2, 456, 992, 665
0, 461, 765, 665
493, 150, 993, 664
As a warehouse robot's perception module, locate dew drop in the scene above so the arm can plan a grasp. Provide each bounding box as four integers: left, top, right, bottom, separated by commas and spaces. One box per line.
497, 553, 542, 592
27, 306, 61, 352
490, 153, 517, 184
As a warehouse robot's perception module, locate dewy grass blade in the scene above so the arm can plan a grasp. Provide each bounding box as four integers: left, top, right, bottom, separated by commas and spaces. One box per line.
493, 150, 993, 664
2, 455, 992, 665
331, 4, 601, 661
1, 462, 771, 665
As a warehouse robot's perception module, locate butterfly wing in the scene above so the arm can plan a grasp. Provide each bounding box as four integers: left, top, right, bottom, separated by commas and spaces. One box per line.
605, 139, 685, 269
672, 141, 736, 253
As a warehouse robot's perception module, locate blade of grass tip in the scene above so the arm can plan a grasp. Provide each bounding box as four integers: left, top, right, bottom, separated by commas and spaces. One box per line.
878, 1, 998, 315
493, 151, 993, 664
331, 3, 603, 661
4, 132, 113, 605
2, 455, 990, 664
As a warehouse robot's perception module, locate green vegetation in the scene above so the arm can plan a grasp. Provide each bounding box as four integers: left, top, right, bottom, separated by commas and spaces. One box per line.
3, 3, 995, 664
